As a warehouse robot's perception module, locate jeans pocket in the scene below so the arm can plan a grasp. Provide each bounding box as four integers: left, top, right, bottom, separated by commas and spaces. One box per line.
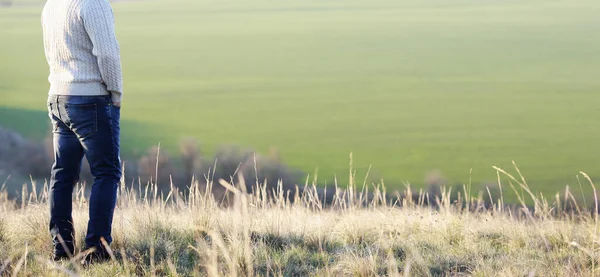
48, 103, 60, 133
65, 103, 98, 138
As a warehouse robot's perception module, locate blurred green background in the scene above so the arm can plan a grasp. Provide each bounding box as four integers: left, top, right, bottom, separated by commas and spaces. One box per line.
1, 0, 599, 195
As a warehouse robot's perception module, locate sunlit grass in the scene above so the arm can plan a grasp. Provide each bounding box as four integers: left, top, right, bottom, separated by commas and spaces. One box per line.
0, 162, 598, 276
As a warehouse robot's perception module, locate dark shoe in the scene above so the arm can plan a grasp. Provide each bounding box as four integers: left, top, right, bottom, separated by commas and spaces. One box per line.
52, 240, 75, 261
52, 252, 70, 262
80, 247, 111, 266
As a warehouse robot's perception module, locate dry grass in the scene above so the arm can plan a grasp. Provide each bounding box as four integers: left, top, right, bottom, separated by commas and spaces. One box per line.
0, 162, 598, 277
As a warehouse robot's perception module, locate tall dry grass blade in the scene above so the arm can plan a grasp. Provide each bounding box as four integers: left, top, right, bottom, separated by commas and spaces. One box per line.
164, 184, 173, 210
219, 179, 240, 195
493, 166, 531, 217
42, 179, 49, 203
11, 243, 27, 277
236, 175, 254, 277
466, 168, 473, 212
189, 244, 218, 277
511, 161, 549, 217
496, 170, 504, 213
20, 183, 27, 209
577, 175, 589, 209
387, 249, 400, 277
54, 234, 84, 274
253, 154, 259, 187
579, 172, 598, 221
512, 161, 528, 188
29, 175, 37, 205
579, 171, 598, 275
348, 152, 355, 209
70, 248, 94, 267
209, 231, 236, 277
55, 233, 74, 261
562, 186, 568, 214
100, 237, 116, 262
361, 164, 372, 208
150, 243, 156, 277
403, 183, 413, 208
565, 188, 582, 217
120, 247, 131, 276
155, 143, 161, 187
555, 191, 562, 216
1, 175, 9, 191
167, 255, 179, 277
495, 166, 552, 249
486, 186, 495, 212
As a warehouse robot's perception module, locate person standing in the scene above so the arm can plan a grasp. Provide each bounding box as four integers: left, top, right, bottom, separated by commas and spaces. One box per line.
41, 0, 123, 264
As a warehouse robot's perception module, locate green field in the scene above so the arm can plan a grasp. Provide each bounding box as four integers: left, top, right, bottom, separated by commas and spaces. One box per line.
1, 0, 599, 194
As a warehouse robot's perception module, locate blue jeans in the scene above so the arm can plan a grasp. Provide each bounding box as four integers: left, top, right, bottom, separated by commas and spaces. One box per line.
47, 95, 121, 256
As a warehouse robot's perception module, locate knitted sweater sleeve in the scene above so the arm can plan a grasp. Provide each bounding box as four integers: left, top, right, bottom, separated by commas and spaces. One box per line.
82, 0, 123, 102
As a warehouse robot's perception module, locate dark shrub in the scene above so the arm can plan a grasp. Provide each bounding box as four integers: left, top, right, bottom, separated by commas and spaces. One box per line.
179, 138, 203, 186
0, 127, 51, 178
206, 145, 302, 194
137, 145, 179, 190
0, 0, 12, 7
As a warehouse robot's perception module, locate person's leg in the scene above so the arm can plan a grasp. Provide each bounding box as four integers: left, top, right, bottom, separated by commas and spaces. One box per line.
48, 97, 85, 259
63, 96, 121, 255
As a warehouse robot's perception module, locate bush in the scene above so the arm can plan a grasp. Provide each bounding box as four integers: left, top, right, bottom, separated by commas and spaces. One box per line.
205, 145, 303, 194
136, 145, 179, 190
0, 126, 306, 200
180, 138, 202, 186
0, 127, 51, 179
0, 0, 12, 8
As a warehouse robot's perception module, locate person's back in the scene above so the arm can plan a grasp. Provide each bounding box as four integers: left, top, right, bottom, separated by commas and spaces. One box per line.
42, 0, 123, 264
42, 0, 122, 102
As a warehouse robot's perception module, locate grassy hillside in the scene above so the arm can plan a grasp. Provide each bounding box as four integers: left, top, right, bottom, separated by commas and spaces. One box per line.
0, 173, 598, 276
1, 0, 599, 194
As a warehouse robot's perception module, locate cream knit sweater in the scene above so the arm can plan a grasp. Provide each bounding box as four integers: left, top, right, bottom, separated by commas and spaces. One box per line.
42, 0, 123, 102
